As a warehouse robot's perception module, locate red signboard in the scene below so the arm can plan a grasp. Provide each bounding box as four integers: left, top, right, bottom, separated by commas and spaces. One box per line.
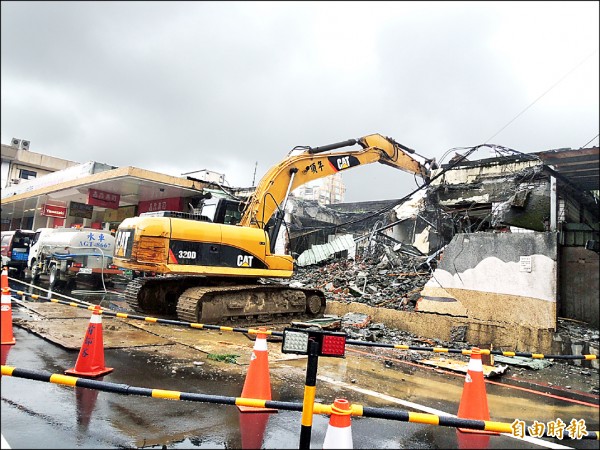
137, 197, 183, 214
41, 204, 67, 218
88, 188, 120, 209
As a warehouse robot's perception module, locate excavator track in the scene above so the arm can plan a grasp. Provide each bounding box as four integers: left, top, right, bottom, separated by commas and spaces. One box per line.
125, 276, 203, 316
124, 276, 326, 324
176, 284, 326, 324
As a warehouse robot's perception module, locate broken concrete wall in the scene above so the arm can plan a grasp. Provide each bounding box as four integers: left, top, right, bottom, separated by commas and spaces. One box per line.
493, 180, 550, 231
418, 231, 558, 329
382, 157, 553, 257
390, 190, 454, 256
290, 198, 343, 225
429, 157, 551, 232
289, 198, 402, 256
325, 301, 556, 353
328, 199, 402, 214
559, 246, 599, 328
288, 199, 344, 255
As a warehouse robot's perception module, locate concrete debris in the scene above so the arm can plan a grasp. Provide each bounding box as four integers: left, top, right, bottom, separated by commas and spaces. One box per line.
419, 357, 509, 378
291, 247, 598, 394
554, 318, 599, 370
341, 320, 420, 347
291, 315, 342, 330
298, 309, 597, 394
341, 312, 371, 329
293, 250, 431, 312
493, 355, 553, 370
450, 325, 467, 343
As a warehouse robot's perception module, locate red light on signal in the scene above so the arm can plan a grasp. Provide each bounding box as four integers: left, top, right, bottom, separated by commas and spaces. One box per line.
321, 335, 346, 357
281, 328, 347, 358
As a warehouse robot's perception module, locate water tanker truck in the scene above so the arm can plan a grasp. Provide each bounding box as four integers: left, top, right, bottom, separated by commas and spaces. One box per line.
28, 227, 122, 289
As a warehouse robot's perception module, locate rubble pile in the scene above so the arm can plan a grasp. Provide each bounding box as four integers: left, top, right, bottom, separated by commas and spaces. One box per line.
289, 240, 599, 396
292, 246, 432, 311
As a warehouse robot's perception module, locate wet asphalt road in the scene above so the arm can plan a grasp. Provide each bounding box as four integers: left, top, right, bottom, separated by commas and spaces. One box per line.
1, 275, 599, 449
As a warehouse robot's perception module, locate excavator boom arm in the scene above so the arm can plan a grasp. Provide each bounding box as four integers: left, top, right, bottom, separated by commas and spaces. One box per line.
238, 134, 430, 229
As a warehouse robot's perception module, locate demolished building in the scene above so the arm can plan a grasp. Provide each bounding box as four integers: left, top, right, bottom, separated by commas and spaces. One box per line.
291, 146, 599, 352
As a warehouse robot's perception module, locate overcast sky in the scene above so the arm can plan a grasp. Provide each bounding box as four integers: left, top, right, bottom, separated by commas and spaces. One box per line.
2, 1, 598, 202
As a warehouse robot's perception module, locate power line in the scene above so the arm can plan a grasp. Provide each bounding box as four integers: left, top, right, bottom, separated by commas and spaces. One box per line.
484, 48, 599, 144
581, 133, 599, 148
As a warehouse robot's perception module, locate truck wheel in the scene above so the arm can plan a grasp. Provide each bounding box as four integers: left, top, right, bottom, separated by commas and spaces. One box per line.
31, 260, 40, 281
49, 265, 60, 289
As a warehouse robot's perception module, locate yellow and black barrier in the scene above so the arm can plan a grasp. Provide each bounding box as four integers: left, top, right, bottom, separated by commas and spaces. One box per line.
9, 289, 276, 337
9, 288, 599, 361
346, 340, 599, 361
1, 364, 598, 441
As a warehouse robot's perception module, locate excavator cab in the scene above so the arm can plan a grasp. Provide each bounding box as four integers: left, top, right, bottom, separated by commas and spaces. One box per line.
200, 198, 245, 225
144, 196, 245, 225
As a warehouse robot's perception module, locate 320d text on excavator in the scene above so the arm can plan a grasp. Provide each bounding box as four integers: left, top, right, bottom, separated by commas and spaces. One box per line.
112, 134, 433, 324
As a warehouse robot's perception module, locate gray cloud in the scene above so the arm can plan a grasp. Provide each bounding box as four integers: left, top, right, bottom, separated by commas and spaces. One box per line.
2, 1, 598, 202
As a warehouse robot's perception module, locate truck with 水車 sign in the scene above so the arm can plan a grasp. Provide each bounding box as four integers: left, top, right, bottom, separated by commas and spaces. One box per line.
28, 227, 123, 289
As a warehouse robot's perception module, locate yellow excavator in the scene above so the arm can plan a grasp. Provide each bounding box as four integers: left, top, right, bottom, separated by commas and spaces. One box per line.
113, 134, 432, 323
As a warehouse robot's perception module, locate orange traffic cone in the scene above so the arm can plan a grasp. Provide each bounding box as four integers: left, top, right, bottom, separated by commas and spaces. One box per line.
457, 347, 498, 435
323, 398, 353, 449
238, 327, 277, 413
65, 305, 113, 378
239, 411, 270, 449
1, 267, 16, 345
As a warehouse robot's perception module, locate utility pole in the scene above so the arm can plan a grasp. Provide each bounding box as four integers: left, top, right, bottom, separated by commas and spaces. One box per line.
252, 161, 258, 187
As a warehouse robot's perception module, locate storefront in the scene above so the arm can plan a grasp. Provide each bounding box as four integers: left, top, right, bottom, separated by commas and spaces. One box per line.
1, 164, 211, 232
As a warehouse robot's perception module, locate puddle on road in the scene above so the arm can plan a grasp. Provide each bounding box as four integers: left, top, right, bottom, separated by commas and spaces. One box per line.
5, 274, 598, 449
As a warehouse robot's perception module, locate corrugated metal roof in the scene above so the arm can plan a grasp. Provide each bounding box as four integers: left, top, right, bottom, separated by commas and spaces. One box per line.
296, 234, 355, 266
534, 147, 599, 192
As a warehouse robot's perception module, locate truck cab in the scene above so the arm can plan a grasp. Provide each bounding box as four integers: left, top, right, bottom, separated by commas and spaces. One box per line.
28, 228, 57, 270
1, 229, 35, 278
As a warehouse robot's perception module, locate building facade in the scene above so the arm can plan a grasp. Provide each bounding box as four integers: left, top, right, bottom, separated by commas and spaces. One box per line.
291, 172, 346, 205
1, 142, 80, 189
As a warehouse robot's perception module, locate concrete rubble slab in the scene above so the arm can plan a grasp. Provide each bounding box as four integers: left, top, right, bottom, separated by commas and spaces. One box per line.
341, 312, 371, 328
14, 302, 168, 349
419, 357, 508, 378
14, 316, 167, 350
493, 355, 554, 370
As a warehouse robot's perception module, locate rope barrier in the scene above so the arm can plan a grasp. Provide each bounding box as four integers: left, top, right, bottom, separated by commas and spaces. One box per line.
9, 288, 598, 361
2, 365, 597, 440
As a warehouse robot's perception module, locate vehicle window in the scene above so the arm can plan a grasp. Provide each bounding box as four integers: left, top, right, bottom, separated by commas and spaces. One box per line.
19, 169, 37, 180
201, 202, 217, 222
223, 201, 242, 225
31, 232, 40, 246
15, 237, 30, 247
